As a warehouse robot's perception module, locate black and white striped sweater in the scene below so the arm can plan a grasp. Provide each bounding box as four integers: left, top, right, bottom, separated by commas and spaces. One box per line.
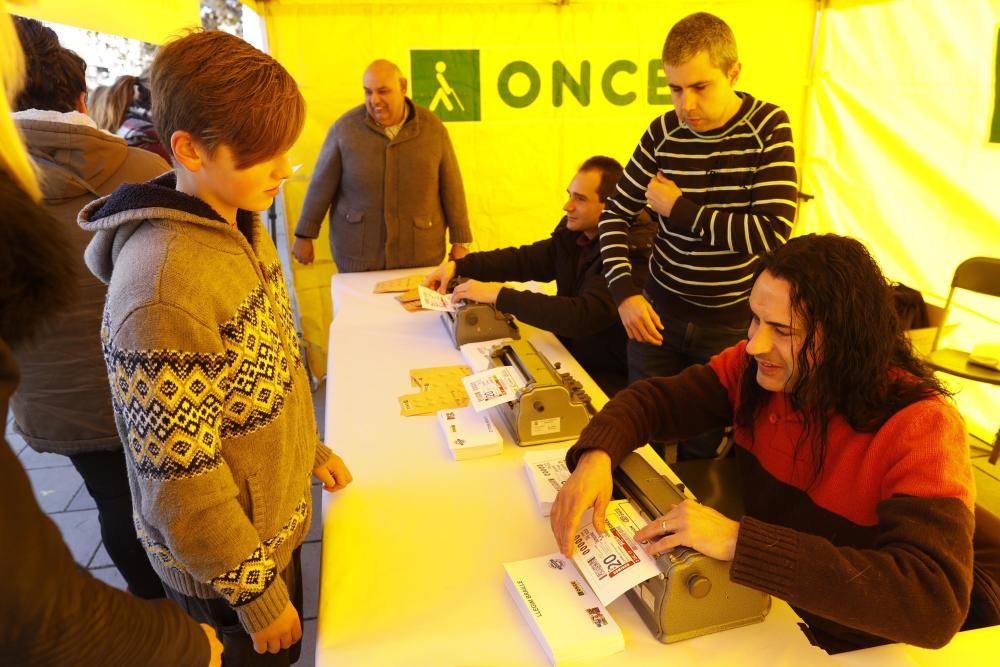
599, 92, 798, 326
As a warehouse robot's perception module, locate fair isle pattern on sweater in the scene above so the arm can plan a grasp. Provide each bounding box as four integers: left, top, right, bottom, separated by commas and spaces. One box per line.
134, 496, 309, 600
211, 495, 308, 605
598, 93, 797, 321
103, 262, 302, 608
212, 546, 277, 606
107, 345, 227, 480
219, 281, 294, 436
105, 264, 297, 481
262, 260, 302, 370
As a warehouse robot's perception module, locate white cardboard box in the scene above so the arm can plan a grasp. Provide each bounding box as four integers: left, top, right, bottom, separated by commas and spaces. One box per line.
523, 448, 571, 517
504, 553, 624, 666
437, 407, 503, 460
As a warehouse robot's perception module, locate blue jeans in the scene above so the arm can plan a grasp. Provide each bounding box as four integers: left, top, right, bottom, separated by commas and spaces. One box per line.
628, 297, 748, 460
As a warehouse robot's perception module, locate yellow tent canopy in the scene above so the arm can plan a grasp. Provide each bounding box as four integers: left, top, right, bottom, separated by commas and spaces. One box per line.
12, 0, 200, 45
17, 0, 1000, 440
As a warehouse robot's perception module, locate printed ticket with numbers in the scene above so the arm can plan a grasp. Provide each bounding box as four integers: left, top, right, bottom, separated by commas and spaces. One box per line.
462, 365, 526, 411
570, 499, 660, 606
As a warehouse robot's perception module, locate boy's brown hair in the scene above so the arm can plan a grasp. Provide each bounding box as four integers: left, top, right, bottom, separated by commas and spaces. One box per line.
151, 30, 305, 168
662, 12, 738, 73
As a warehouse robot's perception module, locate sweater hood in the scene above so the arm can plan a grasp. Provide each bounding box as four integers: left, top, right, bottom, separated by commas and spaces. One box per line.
78, 171, 253, 284
14, 110, 130, 203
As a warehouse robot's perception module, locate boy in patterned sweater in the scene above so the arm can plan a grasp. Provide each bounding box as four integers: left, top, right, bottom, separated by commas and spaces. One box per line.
598, 12, 799, 460
79, 30, 352, 664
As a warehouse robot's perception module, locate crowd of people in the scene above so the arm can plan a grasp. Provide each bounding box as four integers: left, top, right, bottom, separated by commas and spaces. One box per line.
1, 2, 997, 666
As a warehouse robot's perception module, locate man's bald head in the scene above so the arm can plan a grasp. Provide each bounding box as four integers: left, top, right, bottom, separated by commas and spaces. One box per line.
363, 59, 408, 127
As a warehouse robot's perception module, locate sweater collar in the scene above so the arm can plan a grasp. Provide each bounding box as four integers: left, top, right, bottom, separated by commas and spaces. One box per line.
82, 171, 253, 228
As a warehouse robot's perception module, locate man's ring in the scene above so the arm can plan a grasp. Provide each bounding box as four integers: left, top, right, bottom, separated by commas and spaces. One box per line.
661, 520, 668, 533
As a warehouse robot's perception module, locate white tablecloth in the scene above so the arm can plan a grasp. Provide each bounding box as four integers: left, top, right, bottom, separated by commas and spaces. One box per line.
316, 268, 996, 666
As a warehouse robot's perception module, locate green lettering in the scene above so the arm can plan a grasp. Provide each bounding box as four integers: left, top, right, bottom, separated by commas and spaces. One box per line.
601, 60, 637, 106
647, 59, 671, 105
992, 28, 1000, 142
553, 60, 591, 107
498, 61, 540, 108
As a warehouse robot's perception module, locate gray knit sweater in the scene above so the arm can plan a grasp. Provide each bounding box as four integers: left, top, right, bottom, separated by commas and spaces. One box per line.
79, 173, 332, 633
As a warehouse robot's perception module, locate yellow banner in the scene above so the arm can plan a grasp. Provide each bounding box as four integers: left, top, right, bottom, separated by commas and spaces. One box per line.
12, 0, 200, 44
267, 0, 815, 375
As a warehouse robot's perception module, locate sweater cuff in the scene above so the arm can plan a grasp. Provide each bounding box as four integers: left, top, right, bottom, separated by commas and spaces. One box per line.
494, 287, 518, 315
314, 441, 333, 469
566, 420, 638, 472
608, 275, 640, 305
730, 516, 798, 600
448, 227, 474, 245
236, 573, 289, 634
668, 197, 702, 235
293, 218, 322, 240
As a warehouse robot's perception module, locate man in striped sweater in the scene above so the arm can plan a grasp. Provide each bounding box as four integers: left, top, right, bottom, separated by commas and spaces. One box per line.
599, 12, 798, 459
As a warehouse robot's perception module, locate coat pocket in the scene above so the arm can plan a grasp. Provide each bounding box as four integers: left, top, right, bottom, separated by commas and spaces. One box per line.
332, 209, 367, 264
412, 215, 435, 230
246, 473, 268, 536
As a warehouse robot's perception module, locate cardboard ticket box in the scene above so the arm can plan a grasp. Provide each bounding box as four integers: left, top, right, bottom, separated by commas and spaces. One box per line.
436, 407, 502, 460
504, 553, 624, 666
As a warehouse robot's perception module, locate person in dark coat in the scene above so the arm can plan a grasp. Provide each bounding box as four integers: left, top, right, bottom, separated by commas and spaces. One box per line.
424, 156, 654, 396
0, 8, 220, 665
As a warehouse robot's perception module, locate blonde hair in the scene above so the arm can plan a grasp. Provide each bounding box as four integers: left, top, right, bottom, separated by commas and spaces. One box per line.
90, 75, 138, 132
0, 1, 41, 201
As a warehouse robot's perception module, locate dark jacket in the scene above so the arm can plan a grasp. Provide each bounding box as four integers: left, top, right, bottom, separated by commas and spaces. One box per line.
0, 170, 207, 667
455, 215, 654, 391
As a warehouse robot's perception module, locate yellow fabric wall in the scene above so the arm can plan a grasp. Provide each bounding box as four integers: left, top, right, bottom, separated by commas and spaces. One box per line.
263, 0, 816, 376
797, 0, 1000, 440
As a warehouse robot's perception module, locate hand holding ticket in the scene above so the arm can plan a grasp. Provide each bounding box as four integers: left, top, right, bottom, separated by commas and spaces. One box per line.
569, 500, 661, 606
461, 365, 527, 411
418, 284, 456, 312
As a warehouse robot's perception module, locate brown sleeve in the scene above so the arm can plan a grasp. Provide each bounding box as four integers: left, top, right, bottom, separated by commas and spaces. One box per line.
732, 495, 974, 649
0, 437, 209, 667
566, 363, 733, 471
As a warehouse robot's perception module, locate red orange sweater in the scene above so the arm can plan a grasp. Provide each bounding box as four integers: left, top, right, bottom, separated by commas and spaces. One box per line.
568, 341, 976, 652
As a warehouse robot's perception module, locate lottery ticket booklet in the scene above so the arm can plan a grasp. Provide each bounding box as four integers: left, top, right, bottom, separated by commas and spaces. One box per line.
522, 447, 571, 517
504, 499, 659, 663
504, 552, 625, 665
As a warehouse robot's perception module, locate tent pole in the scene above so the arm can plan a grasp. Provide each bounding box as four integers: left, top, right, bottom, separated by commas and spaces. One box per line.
795, 0, 828, 226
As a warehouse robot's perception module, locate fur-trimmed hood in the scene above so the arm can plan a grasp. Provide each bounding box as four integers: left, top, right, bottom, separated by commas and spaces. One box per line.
78, 171, 254, 284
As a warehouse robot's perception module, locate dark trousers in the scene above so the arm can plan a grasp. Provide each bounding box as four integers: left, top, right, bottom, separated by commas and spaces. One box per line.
68, 449, 165, 599
628, 298, 748, 460
165, 548, 304, 667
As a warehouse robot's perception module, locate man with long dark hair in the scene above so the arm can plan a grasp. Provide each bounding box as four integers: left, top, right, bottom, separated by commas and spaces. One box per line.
551, 234, 989, 652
